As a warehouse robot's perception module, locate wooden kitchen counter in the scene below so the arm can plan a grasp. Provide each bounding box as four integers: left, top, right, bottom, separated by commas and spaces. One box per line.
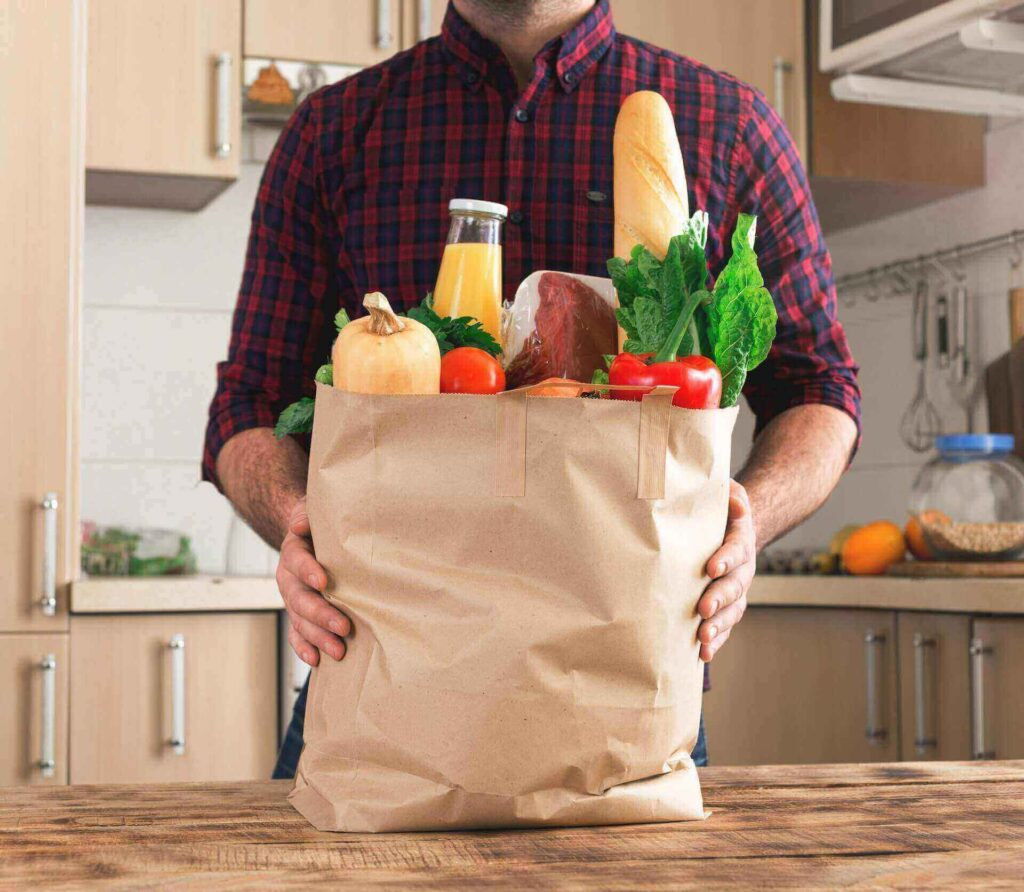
3, 762, 1023, 888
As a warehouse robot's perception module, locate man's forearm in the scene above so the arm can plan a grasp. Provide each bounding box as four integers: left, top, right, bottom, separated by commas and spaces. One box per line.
216, 427, 309, 549
737, 404, 858, 551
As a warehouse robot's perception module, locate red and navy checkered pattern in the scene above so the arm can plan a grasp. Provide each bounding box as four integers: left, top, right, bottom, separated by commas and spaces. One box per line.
203, 0, 860, 488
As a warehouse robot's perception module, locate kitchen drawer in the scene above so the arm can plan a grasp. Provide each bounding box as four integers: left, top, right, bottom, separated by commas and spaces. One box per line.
69, 613, 277, 784
703, 607, 900, 765
0, 634, 69, 786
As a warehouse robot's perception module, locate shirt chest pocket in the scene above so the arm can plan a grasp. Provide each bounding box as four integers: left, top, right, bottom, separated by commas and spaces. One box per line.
572, 180, 614, 278
341, 178, 457, 310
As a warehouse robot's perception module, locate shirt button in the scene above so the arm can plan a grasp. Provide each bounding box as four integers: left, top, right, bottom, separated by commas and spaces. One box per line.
509, 210, 524, 225
563, 71, 575, 85
466, 71, 479, 85
514, 108, 530, 123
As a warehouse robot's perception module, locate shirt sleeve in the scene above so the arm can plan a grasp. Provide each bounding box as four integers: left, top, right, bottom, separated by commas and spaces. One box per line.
728, 88, 861, 440
202, 98, 339, 491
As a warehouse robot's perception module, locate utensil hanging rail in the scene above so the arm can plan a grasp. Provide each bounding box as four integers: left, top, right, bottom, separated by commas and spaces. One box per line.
835, 228, 1024, 295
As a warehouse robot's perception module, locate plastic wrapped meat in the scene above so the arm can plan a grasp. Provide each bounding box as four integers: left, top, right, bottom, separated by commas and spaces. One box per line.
503, 272, 617, 388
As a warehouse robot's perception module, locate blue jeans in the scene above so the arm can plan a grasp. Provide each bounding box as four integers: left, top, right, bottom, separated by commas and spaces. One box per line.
273, 678, 710, 779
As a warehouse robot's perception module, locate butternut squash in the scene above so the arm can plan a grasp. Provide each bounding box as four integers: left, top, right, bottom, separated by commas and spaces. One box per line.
332, 292, 441, 394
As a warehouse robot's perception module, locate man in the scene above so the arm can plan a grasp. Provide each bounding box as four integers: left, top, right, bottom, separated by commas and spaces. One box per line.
205, 0, 860, 778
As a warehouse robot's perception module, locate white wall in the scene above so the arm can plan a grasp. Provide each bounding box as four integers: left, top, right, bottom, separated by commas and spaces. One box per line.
735, 120, 1024, 551
82, 122, 1024, 571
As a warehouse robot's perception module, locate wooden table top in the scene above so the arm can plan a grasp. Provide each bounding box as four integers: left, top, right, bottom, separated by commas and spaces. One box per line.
4, 762, 1024, 889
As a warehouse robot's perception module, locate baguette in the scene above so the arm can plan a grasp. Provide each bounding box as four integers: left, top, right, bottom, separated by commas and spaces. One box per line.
613, 91, 689, 263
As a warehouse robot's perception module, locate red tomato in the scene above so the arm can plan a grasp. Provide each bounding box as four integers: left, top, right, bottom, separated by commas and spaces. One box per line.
440, 347, 506, 395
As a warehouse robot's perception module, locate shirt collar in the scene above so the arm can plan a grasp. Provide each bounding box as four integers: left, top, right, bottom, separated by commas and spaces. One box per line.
441, 0, 615, 93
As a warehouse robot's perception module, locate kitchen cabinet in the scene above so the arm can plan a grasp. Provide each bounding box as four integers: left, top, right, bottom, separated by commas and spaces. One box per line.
971, 617, 1024, 761
86, 0, 242, 210
69, 613, 278, 783
0, 635, 69, 786
613, 0, 985, 231
703, 607, 900, 765
896, 612, 971, 761
245, 0, 404, 65
0, 0, 81, 632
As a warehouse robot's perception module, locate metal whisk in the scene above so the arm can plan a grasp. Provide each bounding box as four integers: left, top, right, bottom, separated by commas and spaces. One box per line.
900, 280, 942, 453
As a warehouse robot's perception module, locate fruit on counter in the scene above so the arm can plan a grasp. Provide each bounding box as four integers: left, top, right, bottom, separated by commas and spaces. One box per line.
905, 510, 949, 561
840, 521, 907, 576
440, 347, 506, 395
608, 352, 722, 409
332, 292, 441, 395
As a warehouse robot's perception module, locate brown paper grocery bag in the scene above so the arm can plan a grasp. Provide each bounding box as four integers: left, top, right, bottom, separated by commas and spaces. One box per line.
289, 382, 737, 832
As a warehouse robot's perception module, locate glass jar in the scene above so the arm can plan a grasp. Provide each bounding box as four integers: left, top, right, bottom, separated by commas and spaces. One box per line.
432, 198, 507, 342
909, 434, 1024, 561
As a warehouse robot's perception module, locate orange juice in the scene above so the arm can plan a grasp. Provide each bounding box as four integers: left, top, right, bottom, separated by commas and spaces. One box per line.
432, 242, 503, 342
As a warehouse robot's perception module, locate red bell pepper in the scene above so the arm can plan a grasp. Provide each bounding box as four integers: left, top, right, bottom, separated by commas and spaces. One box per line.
608, 288, 723, 409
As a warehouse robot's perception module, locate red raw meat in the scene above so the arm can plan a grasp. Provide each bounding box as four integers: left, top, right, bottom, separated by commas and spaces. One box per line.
505, 272, 617, 389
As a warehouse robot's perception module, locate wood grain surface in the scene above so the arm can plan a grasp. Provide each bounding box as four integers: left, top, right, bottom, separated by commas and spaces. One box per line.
3, 762, 1023, 888
887, 561, 1024, 578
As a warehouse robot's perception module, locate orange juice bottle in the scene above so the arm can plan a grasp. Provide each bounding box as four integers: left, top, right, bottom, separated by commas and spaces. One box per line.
432, 199, 507, 342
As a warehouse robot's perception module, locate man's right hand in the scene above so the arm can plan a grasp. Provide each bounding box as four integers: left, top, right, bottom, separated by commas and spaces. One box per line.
277, 497, 351, 667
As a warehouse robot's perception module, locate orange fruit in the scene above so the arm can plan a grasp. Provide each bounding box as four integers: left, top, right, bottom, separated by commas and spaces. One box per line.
905, 510, 950, 561
841, 521, 907, 576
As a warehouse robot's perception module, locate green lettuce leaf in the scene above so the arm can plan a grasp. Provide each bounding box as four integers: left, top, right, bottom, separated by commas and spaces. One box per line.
274, 396, 315, 439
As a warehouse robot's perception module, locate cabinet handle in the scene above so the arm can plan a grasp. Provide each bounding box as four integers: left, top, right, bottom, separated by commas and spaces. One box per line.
773, 57, 793, 124
418, 0, 432, 42
864, 631, 887, 742
38, 654, 56, 777
376, 0, 394, 49
214, 52, 232, 159
40, 492, 58, 616
169, 635, 186, 755
970, 637, 995, 760
913, 634, 937, 752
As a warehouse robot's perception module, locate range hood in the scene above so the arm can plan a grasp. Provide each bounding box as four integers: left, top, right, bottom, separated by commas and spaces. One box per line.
821, 1, 1024, 116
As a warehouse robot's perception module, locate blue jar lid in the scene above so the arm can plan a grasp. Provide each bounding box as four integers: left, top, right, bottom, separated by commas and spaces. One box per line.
936, 433, 1015, 454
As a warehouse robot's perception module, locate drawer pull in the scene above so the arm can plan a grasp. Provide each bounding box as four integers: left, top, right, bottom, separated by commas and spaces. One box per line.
913, 633, 937, 752
418, 0, 431, 42
38, 654, 56, 777
376, 0, 393, 49
40, 493, 58, 616
169, 635, 186, 755
214, 52, 232, 159
864, 631, 887, 742
970, 637, 994, 760
773, 57, 793, 124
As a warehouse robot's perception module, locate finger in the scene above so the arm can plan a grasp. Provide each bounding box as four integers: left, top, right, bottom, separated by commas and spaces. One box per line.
288, 623, 319, 668
289, 499, 311, 538
698, 559, 753, 619
698, 593, 747, 645
280, 534, 327, 593
707, 496, 754, 580
700, 626, 732, 663
279, 577, 351, 637
291, 614, 346, 662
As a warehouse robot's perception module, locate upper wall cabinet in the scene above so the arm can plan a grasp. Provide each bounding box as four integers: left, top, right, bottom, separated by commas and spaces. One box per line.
612, 0, 985, 232
86, 0, 243, 211
245, 0, 404, 65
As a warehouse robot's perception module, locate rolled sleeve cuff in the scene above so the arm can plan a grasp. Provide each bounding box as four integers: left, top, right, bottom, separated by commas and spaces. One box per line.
202, 399, 277, 493
750, 374, 863, 459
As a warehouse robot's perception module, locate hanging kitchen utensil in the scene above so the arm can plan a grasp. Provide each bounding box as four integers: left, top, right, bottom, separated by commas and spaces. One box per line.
935, 293, 950, 370
951, 284, 970, 385
900, 280, 942, 453
1010, 239, 1024, 346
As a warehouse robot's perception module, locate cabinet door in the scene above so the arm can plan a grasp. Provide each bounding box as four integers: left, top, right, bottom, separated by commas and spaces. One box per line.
0, 635, 69, 786
897, 612, 971, 761
70, 613, 278, 783
245, 0, 402, 66
402, 0, 446, 48
87, 0, 241, 181
611, 0, 807, 159
971, 618, 1024, 760
0, 0, 80, 632
703, 607, 899, 765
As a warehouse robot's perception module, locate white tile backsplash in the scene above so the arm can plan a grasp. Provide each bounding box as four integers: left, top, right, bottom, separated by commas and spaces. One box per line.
82, 307, 231, 462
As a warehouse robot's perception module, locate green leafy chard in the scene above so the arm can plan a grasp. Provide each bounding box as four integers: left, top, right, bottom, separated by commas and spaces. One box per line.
405, 293, 502, 357
274, 397, 315, 439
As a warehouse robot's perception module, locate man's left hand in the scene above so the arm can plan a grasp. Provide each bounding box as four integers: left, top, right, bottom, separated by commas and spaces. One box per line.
697, 480, 756, 662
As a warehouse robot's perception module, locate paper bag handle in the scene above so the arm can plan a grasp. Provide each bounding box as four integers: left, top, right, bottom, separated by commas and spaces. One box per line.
495, 383, 678, 500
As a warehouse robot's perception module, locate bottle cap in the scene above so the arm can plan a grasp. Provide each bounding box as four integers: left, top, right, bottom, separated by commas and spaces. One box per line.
449, 198, 508, 220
